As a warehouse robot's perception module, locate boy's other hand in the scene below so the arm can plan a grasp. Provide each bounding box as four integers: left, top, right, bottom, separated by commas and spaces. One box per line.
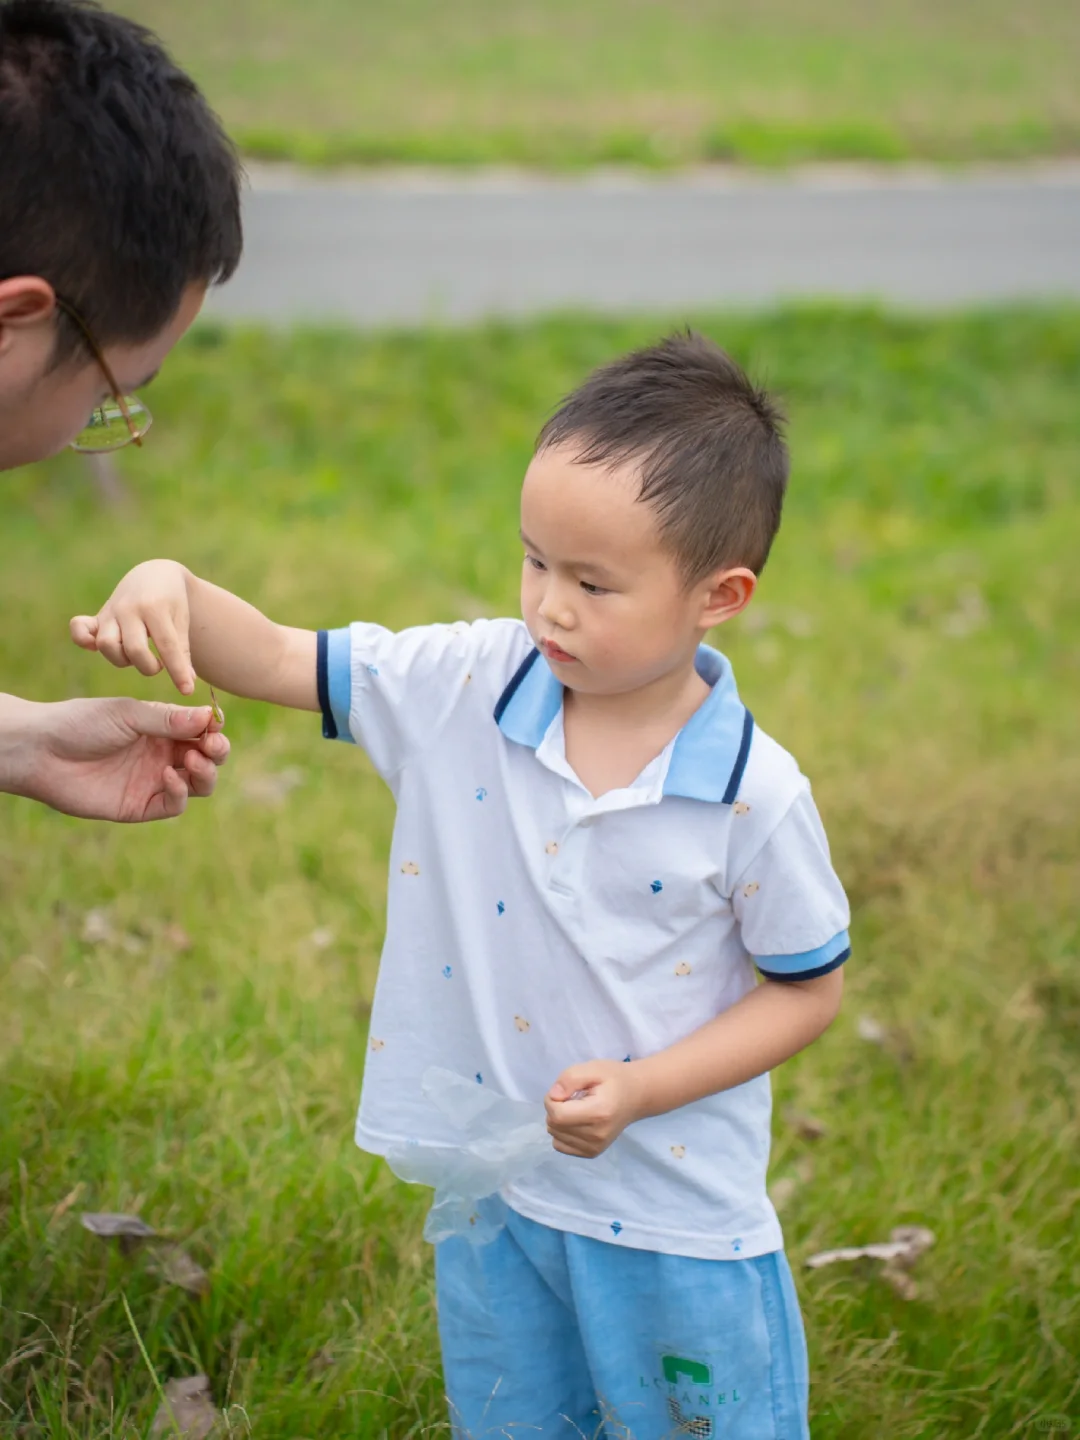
545, 1059, 647, 1158
71, 559, 197, 695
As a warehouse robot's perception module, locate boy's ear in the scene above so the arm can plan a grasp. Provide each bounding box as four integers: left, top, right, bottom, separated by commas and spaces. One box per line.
698, 566, 757, 629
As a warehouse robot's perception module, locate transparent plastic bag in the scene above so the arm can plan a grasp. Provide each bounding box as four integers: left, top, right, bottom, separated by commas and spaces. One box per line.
384, 1068, 557, 1245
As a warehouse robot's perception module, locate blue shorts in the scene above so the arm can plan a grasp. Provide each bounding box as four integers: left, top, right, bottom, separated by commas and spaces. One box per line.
435, 1206, 809, 1439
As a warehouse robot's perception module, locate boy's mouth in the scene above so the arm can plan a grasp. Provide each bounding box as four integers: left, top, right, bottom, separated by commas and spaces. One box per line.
541, 638, 577, 664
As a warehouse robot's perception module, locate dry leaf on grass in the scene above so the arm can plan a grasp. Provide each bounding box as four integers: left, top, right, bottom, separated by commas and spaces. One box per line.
783, 1108, 827, 1141
308, 1344, 336, 1375
81, 909, 115, 945
147, 1243, 211, 1298
854, 1013, 915, 1064
161, 923, 194, 953
806, 1224, 934, 1268
1003, 983, 1046, 1022
81, 1212, 158, 1255
881, 1264, 920, 1300
241, 766, 304, 806
81, 1211, 158, 1238
81, 1214, 210, 1296
794, 1156, 815, 1185
308, 926, 335, 950
80, 909, 152, 955
856, 1013, 887, 1045
150, 1374, 222, 1438
769, 1176, 799, 1211
769, 1155, 815, 1212
806, 1225, 935, 1300
940, 584, 989, 639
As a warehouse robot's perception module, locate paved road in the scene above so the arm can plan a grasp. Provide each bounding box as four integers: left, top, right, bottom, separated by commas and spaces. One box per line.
206, 164, 1080, 325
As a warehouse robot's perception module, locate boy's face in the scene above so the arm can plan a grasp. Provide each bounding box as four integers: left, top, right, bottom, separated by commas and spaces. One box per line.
520, 444, 754, 696
0, 279, 205, 471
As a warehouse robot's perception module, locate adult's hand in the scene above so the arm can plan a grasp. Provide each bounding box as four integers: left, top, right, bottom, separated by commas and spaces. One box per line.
0, 693, 229, 822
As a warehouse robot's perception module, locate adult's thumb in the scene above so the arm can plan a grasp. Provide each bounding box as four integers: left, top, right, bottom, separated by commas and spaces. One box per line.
126, 700, 215, 740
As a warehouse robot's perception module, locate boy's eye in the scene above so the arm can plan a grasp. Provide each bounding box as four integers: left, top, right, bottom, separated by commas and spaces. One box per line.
580, 581, 608, 596
525, 554, 546, 571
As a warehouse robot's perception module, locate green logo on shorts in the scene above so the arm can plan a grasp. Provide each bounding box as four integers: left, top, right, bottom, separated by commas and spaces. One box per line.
662, 1355, 713, 1386
643, 1354, 742, 1438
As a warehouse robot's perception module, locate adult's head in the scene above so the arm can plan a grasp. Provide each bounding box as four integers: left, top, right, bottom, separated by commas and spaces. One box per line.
0, 0, 242, 469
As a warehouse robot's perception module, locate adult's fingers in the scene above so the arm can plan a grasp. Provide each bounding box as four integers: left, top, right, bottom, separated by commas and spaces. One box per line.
163, 765, 190, 818
190, 730, 231, 764
142, 764, 189, 822
180, 749, 219, 798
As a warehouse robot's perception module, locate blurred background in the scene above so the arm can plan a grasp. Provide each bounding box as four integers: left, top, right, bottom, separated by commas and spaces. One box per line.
1, 4, 1078, 1437
108, 0, 1080, 167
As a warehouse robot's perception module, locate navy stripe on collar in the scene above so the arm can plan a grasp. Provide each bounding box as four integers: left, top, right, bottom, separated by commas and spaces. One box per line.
493, 647, 540, 725
493, 641, 754, 806
721, 708, 755, 805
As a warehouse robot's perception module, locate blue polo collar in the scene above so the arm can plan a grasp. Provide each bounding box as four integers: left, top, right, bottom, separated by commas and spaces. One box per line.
493, 645, 754, 804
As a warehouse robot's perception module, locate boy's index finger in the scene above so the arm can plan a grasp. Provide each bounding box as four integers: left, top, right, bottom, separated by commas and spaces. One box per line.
150, 624, 196, 695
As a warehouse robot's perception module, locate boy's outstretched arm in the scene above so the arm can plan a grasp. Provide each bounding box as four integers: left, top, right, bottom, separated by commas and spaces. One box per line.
545, 968, 843, 1158
71, 560, 319, 711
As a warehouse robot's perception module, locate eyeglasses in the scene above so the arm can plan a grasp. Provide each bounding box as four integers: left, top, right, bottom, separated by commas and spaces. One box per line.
54, 296, 153, 453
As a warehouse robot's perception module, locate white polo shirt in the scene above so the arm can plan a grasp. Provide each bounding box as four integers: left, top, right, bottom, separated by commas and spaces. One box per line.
318, 616, 850, 1261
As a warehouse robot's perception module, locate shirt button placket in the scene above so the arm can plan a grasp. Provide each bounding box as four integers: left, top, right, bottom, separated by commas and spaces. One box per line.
547, 810, 593, 899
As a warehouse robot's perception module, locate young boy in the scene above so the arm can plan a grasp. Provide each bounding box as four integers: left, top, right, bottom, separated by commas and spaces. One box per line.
72, 334, 849, 1439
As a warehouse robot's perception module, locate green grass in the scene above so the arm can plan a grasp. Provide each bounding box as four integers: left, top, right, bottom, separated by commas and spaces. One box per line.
2, 307, 1079, 1437
110, 0, 1080, 169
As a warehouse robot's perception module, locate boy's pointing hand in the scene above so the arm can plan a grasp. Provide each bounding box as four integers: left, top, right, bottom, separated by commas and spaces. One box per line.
545, 1059, 647, 1158
71, 559, 197, 695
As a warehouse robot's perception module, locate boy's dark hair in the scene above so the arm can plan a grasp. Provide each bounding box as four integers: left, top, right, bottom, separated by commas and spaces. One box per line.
537, 332, 788, 579
0, 0, 242, 364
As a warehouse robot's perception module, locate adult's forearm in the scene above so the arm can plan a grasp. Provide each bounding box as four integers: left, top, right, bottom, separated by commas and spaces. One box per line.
0, 692, 40, 797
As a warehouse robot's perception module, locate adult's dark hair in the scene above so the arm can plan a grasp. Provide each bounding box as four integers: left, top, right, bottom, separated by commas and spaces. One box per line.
0, 0, 242, 363
537, 332, 789, 579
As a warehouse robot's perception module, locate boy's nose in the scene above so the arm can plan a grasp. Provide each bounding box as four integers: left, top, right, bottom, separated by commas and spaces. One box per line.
538, 589, 575, 631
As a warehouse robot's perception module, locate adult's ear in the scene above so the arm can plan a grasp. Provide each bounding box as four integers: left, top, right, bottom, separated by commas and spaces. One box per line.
0, 276, 57, 334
